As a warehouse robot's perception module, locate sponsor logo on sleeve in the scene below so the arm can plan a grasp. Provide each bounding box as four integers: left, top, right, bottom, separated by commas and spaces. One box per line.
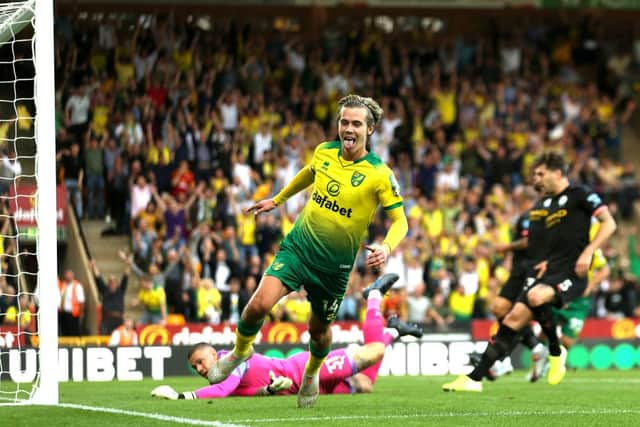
587, 193, 603, 208
389, 173, 400, 196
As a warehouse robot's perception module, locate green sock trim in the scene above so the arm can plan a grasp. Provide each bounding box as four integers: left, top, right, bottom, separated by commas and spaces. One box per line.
309, 341, 330, 358
237, 318, 264, 337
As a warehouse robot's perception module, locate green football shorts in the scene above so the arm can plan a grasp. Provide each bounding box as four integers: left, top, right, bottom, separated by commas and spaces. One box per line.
264, 242, 350, 323
554, 296, 591, 340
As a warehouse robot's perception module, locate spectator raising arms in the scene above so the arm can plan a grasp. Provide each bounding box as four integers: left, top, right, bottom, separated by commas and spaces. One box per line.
91, 255, 129, 335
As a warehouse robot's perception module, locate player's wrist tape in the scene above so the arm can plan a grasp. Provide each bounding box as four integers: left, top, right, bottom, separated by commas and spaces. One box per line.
178, 392, 196, 400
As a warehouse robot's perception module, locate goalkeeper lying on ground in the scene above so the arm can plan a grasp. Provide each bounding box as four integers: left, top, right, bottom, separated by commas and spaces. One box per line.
151, 273, 422, 399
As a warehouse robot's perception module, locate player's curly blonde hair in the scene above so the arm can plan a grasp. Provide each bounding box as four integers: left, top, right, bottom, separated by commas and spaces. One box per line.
335, 94, 384, 128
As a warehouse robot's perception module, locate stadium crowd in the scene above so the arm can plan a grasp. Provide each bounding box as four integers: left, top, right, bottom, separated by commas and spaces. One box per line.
36, 12, 640, 334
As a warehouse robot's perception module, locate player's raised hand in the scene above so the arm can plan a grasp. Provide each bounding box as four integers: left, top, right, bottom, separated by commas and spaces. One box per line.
151, 385, 179, 400
245, 199, 277, 216
365, 243, 390, 270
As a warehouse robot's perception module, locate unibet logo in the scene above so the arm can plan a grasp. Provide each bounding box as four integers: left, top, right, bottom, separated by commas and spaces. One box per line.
312, 191, 353, 217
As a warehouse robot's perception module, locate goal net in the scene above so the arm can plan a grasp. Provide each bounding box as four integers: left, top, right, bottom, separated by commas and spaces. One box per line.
0, 0, 58, 405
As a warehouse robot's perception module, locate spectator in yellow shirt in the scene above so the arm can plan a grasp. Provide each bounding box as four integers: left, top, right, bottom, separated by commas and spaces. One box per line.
197, 278, 222, 324
458, 222, 479, 256
134, 275, 167, 325
449, 256, 479, 322
5, 294, 32, 328
281, 289, 312, 324
236, 209, 258, 269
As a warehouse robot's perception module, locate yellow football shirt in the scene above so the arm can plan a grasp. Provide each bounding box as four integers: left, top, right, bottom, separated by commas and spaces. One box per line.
434, 91, 456, 126
6, 305, 31, 327
422, 208, 444, 238
589, 248, 607, 280
91, 104, 110, 136
138, 286, 166, 314
282, 141, 403, 273
283, 297, 311, 323
237, 212, 257, 246
197, 287, 221, 319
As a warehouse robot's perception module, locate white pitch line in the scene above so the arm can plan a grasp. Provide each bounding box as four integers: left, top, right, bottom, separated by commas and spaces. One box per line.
59, 403, 249, 427
235, 408, 640, 424
566, 378, 640, 384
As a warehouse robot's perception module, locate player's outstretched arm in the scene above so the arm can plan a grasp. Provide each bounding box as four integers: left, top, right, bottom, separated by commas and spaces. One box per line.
150, 385, 196, 400
271, 165, 315, 207
494, 237, 528, 254
576, 207, 616, 277
245, 198, 277, 216
246, 165, 314, 216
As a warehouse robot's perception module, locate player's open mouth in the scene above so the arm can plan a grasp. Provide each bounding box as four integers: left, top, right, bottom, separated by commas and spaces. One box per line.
343, 136, 357, 149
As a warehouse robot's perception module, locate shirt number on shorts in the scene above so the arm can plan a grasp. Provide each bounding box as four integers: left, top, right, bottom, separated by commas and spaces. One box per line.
525, 277, 536, 291
557, 279, 573, 292
324, 300, 340, 321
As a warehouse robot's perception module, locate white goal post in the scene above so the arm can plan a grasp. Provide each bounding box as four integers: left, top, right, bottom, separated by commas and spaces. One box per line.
0, 0, 58, 405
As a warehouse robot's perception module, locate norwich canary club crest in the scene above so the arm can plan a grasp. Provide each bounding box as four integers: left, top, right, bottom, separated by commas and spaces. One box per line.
351, 171, 366, 187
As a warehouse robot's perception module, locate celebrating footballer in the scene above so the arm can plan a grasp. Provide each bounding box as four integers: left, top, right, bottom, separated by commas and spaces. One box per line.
206, 94, 408, 408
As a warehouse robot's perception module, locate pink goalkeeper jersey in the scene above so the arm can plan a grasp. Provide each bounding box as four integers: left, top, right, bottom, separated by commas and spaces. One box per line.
195, 349, 356, 398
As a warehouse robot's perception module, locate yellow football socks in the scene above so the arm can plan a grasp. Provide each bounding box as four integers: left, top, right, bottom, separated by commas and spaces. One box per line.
234, 329, 256, 359
304, 353, 326, 376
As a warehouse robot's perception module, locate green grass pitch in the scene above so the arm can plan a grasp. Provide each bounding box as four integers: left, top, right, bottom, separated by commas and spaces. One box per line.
3, 370, 640, 426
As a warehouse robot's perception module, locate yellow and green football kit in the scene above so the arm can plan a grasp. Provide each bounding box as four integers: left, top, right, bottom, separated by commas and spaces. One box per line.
265, 141, 406, 322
